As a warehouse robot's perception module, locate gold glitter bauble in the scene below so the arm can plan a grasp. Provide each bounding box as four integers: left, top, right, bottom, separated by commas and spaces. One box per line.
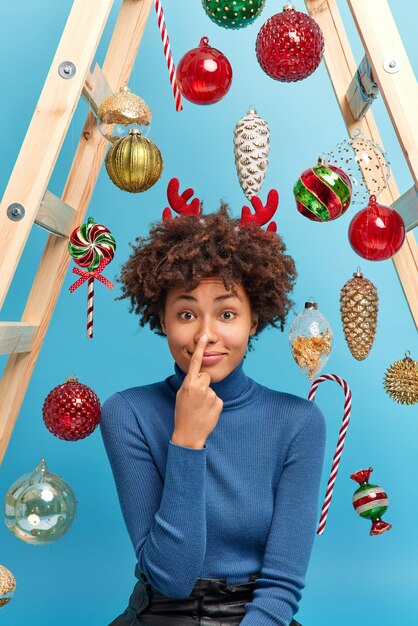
98, 85, 152, 142
340, 269, 378, 360
0, 565, 16, 607
105, 130, 163, 193
384, 351, 418, 405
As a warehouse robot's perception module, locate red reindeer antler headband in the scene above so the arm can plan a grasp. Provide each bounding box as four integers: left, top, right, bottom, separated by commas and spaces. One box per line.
162, 177, 279, 232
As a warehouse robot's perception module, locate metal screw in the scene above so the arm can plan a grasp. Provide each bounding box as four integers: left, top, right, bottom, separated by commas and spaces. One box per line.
58, 61, 76, 79
7, 203, 25, 221
383, 56, 401, 73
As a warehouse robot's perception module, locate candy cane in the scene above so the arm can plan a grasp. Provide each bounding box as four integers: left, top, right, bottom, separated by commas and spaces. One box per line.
308, 374, 352, 535
154, 0, 183, 112
87, 276, 94, 339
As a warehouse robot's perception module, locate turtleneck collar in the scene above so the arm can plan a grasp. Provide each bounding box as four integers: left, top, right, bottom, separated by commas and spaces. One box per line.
165, 356, 260, 410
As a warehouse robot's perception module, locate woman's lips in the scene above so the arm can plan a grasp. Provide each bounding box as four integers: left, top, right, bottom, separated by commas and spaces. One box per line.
187, 351, 226, 366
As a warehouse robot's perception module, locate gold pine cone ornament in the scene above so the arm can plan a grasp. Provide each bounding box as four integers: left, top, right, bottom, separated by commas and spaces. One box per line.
0, 564, 16, 607
105, 129, 163, 193
340, 269, 378, 360
384, 351, 418, 405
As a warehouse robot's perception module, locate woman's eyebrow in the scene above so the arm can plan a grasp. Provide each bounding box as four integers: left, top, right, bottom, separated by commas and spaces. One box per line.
173, 293, 243, 303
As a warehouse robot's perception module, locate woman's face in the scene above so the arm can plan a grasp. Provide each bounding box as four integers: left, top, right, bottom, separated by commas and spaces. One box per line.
159, 276, 258, 382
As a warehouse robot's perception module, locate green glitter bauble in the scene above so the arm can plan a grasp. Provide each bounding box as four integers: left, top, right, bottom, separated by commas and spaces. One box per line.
202, 0, 266, 29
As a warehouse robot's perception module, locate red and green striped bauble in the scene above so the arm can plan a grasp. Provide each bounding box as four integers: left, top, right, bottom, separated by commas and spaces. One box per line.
351, 468, 392, 536
293, 157, 352, 221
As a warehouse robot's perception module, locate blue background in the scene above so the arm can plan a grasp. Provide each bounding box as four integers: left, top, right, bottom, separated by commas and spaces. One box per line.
0, 1, 417, 624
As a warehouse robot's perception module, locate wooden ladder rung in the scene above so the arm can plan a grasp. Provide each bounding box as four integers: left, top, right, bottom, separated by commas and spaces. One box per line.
0, 323, 37, 355
82, 63, 113, 117
35, 191, 77, 238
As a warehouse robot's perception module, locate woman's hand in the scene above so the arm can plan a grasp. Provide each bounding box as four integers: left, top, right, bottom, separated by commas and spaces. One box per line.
171, 335, 224, 449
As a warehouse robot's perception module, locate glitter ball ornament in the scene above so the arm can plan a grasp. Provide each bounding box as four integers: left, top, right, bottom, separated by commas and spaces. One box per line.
202, 0, 266, 29
384, 351, 418, 405
68, 217, 116, 271
105, 129, 163, 193
340, 269, 378, 360
4, 458, 77, 544
348, 195, 406, 260
176, 37, 233, 105
234, 108, 270, 199
256, 3, 324, 82
351, 467, 392, 536
293, 157, 352, 221
289, 300, 333, 380
0, 565, 16, 607
42, 377, 101, 440
324, 129, 391, 205
97, 85, 152, 143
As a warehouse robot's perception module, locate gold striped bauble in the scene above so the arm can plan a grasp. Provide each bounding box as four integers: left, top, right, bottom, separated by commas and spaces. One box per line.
384, 351, 418, 405
0, 564, 16, 607
105, 129, 163, 193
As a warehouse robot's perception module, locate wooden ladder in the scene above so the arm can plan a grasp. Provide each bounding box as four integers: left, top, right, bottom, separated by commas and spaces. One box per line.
0, 0, 154, 464
0, 0, 417, 465
305, 0, 418, 322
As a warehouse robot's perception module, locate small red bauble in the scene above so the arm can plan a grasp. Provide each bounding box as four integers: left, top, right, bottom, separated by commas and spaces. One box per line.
176, 36, 233, 105
256, 4, 324, 82
348, 195, 406, 261
42, 377, 101, 441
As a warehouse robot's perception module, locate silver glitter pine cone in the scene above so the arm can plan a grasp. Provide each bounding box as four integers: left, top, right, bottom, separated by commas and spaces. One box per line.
340, 269, 378, 360
384, 351, 418, 405
234, 108, 270, 199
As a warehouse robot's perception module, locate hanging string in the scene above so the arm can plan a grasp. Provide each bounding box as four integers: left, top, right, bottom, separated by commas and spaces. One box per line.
154, 0, 183, 111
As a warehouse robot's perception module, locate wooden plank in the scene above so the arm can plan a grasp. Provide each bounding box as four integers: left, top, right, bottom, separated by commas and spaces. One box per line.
82, 63, 114, 118
0, 0, 115, 311
392, 186, 418, 232
348, 0, 418, 187
0, 0, 154, 464
0, 323, 37, 355
35, 190, 77, 237
305, 0, 418, 328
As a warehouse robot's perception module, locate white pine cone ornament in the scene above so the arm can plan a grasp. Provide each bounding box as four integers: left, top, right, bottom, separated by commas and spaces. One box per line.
234, 108, 270, 199
340, 269, 378, 360
384, 351, 418, 405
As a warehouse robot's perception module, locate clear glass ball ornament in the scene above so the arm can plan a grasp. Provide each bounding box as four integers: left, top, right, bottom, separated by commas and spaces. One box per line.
4, 458, 77, 544
323, 129, 391, 205
288, 300, 333, 380
96, 85, 152, 143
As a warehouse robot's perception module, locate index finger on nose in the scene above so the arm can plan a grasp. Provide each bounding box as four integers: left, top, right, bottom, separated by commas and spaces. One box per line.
187, 335, 208, 379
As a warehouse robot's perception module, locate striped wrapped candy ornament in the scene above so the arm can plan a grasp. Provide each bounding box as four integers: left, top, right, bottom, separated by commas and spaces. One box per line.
293, 157, 352, 222
351, 467, 392, 536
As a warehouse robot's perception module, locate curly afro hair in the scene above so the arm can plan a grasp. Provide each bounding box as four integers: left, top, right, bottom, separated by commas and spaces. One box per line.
116, 201, 297, 352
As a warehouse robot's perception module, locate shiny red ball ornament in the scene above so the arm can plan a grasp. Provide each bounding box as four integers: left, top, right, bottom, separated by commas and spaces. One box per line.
256, 3, 324, 82
348, 195, 406, 261
176, 36, 233, 105
42, 377, 101, 441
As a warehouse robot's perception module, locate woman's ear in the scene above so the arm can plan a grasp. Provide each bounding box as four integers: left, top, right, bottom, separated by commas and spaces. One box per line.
250, 314, 259, 335
159, 310, 166, 334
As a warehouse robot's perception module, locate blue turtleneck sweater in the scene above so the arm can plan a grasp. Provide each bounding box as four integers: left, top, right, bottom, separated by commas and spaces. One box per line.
99, 357, 326, 625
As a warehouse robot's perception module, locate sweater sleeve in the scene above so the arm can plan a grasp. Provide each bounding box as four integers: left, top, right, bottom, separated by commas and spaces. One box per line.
240, 401, 326, 626
99, 391, 208, 599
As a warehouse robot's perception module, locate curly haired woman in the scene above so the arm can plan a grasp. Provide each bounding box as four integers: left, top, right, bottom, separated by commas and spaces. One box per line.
100, 179, 326, 626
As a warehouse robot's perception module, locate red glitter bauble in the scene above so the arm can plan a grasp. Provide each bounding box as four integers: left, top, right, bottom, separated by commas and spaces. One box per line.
255, 4, 324, 82
42, 377, 101, 441
176, 36, 233, 105
348, 195, 406, 261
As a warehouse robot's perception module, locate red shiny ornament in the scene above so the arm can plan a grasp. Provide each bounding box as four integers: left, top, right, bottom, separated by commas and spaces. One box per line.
348, 195, 406, 261
176, 36, 233, 105
256, 4, 324, 82
42, 377, 101, 441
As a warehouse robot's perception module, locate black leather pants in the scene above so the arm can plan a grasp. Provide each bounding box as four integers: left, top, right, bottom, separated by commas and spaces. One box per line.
108, 571, 302, 626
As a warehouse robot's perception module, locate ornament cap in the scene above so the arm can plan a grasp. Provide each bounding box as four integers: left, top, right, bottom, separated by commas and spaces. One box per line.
199, 36, 210, 47
283, 3, 296, 11
304, 300, 318, 310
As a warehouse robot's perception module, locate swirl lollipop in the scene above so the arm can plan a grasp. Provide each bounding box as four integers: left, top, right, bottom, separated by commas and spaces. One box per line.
68, 217, 116, 338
